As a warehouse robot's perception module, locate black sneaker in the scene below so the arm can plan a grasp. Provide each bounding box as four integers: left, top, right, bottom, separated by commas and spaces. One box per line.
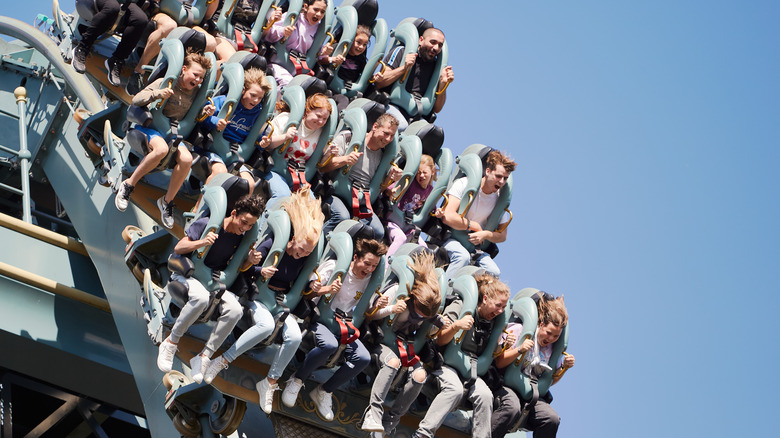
105, 57, 123, 87
126, 71, 145, 95
71, 43, 88, 74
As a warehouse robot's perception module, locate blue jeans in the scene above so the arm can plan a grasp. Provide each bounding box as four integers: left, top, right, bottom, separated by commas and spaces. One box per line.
222, 300, 302, 380
293, 322, 370, 393
323, 195, 385, 240
443, 238, 501, 279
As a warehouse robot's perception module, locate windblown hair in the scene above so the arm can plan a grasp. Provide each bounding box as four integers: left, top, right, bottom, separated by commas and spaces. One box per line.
408, 251, 441, 317
475, 272, 510, 304
281, 187, 324, 245
485, 150, 517, 173
234, 195, 265, 218
183, 51, 212, 72
419, 154, 437, 182
354, 238, 388, 259
538, 295, 568, 328
375, 113, 399, 130
243, 67, 272, 95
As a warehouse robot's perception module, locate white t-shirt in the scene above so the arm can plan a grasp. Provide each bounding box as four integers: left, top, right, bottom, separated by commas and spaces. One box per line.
271, 112, 323, 166
447, 177, 509, 227
309, 259, 371, 316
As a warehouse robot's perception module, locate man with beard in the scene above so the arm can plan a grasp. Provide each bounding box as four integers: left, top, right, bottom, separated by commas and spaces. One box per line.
375, 27, 455, 131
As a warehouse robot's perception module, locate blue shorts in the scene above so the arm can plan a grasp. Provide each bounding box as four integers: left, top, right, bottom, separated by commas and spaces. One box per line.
133, 125, 163, 141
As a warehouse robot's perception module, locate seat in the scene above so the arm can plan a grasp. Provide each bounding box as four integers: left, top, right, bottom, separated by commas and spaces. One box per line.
328, 1, 388, 100
385, 18, 449, 119
215, 0, 281, 53
386, 120, 453, 231
269, 0, 335, 77
503, 288, 570, 403
441, 144, 514, 255
206, 53, 278, 167
441, 266, 511, 380
267, 85, 339, 189
327, 99, 420, 212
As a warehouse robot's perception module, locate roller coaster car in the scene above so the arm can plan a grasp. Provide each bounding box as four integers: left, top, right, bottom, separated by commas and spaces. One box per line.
267, 0, 335, 78
267, 83, 339, 190
325, 99, 420, 217
430, 144, 514, 258
294, 220, 385, 369
503, 288, 570, 432
381, 17, 449, 121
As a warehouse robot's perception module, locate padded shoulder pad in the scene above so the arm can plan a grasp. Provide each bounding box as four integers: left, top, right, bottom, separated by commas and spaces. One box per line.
346, 0, 378, 25
288, 75, 330, 97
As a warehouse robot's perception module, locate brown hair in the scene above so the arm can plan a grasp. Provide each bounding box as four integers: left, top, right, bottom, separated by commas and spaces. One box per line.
485, 150, 517, 173
354, 238, 388, 259
375, 113, 399, 130
474, 272, 510, 304
356, 24, 371, 39
538, 295, 568, 328
233, 194, 264, 218
243, 67, 272, 95
408, 251, 441, 317
184, 51, 212, 72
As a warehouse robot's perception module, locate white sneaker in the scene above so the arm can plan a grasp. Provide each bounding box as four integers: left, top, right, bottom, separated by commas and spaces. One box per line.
203, 355, 229, 384
309, 385, 334, 421
360, 408, 385, 432
114, 180, 134, 212
156, 338, 177, 372
281, 377, 304, 407
190, 354, 209, 384
157, 196, 175, 229
256, 378, 279, 414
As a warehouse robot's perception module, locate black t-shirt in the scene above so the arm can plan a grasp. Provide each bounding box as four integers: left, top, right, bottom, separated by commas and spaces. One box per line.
382, 45, 437, 95
243, 237, 311, 292
338, 52, 368, 83
186, 216, 245, 271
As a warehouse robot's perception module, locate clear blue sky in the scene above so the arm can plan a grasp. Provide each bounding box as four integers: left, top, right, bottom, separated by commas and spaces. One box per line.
5, 1, 779, 436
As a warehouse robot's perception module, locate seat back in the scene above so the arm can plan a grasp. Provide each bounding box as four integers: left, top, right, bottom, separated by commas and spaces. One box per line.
323, 5, 358, 71
159, 0, 212, 27
504, 288, 570, 401
386, 18, 449, 118
208, 55, 278, 166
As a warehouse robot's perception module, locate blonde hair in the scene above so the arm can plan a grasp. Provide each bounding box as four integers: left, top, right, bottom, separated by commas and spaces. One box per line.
538, 295, 568, 328
281, 187, 324, 245
408, 251, 441, 317
419, 154, 437, 182
244, 67, 271, 95
474, 273, 510, 304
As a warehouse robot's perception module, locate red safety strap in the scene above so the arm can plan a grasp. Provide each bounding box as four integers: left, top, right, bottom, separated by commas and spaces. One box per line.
234, 29, 259, 53
289, 53, 315, 76
396, 337, 420, 367
288, 165, 309, 192
336, 316, 360, 345
351, 187, 373, 219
